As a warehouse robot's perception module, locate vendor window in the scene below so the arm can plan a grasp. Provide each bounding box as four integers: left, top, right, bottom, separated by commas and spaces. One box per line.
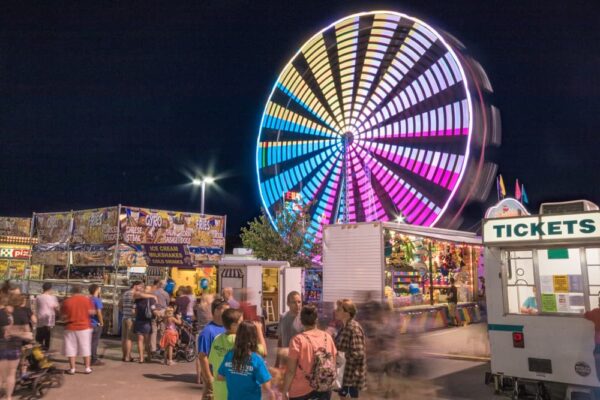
536, 248, 585, 314
586, 248, 600, 309
505, 250, 536, 315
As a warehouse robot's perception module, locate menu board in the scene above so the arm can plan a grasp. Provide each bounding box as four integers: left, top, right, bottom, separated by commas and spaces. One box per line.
33, 212, 72, 251
0, 217, 31, 237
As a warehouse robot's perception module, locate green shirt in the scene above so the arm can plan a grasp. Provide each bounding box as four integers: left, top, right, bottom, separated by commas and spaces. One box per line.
210, 333, 265, 400
209, 333, 236, 400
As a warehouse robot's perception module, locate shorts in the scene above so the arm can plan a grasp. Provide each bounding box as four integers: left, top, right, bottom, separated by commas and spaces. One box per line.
134, 320, 152, 335
290, 391, 331, 400
64, 329, 92, 357
0, 348, 20, 361
121, 318, 136, 341
160, 329, 178, 348
338, 386, 359, 398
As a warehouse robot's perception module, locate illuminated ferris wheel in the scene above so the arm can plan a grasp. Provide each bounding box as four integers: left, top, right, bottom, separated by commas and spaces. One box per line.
256, 11, 498, 241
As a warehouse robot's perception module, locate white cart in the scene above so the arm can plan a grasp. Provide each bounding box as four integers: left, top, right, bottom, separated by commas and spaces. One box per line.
483, 201, 600, 398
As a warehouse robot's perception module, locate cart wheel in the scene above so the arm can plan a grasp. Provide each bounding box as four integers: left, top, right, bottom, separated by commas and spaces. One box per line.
33, 376, 52, 399
49, 372, 64, 388
184, 339, 197, 362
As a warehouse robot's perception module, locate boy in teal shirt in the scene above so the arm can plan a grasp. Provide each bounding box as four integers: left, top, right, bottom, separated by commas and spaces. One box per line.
209, 309, 266, 400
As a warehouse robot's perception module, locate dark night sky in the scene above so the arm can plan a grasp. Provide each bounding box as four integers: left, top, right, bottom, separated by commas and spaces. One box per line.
1, 1, 599, 245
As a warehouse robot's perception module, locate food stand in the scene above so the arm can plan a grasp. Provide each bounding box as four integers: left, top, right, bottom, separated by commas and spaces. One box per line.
27, 206, 226, 335
484, 200, 600, 397
0, 217, 37, 286
322, 222, 483, 331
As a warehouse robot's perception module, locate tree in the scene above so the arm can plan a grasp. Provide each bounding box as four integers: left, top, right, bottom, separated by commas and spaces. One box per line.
240, 204, 321, 268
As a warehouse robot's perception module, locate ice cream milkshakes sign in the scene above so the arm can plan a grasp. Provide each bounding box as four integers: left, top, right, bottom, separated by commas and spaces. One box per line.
483, 212, 600, 244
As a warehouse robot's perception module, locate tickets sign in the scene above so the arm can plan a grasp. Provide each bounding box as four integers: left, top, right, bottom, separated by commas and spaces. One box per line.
483, 212, 600, 244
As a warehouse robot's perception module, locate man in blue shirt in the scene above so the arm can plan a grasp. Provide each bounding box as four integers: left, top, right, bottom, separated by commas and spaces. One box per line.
521, 287, 539, 314
197, 298, 229, 399
88, 284, 105, 366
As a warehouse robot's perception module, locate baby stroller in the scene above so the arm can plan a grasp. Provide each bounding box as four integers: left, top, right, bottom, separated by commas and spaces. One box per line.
15, 343, 64, 399
174, 320, 197, 362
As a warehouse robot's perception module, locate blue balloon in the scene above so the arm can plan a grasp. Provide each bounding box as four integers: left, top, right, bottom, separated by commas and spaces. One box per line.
200, 278, 209, 290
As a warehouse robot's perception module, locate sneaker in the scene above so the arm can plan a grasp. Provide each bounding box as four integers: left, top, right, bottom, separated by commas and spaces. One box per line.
66, 369, 75, 375
84, 367, 92, 374
91, 360, 105, 366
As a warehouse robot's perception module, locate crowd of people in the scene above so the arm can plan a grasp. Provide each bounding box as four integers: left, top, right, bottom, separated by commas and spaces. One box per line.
0, 280, 417, 400
195, 290, 372, 400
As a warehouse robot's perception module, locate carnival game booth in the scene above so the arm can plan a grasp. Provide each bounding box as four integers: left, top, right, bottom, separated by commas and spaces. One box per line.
28, 206, 226, 335
484, 200, 600, 398
201, 254, 303, 325
323, 222, 483, 332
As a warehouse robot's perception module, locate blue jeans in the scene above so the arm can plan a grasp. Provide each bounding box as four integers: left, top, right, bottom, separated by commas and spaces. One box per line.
338, 386, 360, 398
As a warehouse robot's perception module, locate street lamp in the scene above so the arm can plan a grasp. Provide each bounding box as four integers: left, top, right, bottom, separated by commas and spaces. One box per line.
192, 177, 215, 215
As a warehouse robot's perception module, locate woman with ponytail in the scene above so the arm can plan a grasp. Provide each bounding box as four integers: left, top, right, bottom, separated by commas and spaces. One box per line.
217, 320, 274, 400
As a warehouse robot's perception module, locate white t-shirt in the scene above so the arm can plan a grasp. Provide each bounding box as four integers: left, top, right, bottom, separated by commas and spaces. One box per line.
36, 293, 59, 327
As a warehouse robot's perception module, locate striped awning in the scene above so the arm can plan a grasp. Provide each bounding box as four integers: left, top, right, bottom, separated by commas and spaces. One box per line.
221, 268, 243, 278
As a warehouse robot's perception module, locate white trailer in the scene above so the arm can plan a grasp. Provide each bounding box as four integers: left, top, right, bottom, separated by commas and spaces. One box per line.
322, 221, 481, 304
209, 258, 302, 321
483, 202, 600, 398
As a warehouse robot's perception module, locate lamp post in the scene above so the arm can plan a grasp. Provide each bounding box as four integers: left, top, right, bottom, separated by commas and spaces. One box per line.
192, 177, 215, 215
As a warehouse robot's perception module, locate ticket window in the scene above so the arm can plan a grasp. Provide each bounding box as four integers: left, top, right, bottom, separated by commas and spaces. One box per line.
586, 248, 600, 309
505, 250, 536, 314
504, 248, 592, 316
536, 248, 585, 314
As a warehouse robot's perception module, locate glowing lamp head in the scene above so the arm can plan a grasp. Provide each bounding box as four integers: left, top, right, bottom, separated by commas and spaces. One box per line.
192, 178, 202, 186
395, 215, 405, 224
203, 177, 216, 185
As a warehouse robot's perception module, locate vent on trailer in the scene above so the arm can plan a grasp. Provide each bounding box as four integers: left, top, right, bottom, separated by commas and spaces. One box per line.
539, 200, 598, 215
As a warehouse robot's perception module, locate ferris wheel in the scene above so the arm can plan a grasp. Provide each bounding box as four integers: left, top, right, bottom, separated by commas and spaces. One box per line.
256, 11, 498, 242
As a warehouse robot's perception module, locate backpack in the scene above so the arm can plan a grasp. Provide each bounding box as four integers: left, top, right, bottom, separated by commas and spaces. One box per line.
298, 332, 337, 392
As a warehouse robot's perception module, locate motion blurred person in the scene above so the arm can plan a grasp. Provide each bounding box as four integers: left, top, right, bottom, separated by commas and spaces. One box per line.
447, 277, 459, 325
35, 282, 59, 351
335, 299, 366, 398
197, 298, 229, 399
584, 293, 600, 389
222, 287, 239, 309
195, 294, 214, 331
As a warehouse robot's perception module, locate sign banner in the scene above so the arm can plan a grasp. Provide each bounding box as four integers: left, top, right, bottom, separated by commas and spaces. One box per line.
483, 212, 600, 245
0, 218, 31, 237
32, 212, 73, 251
0, 248, 31, 259
71, 207, 119, 250
142, 244, 192, 268
120, 207, 225, 262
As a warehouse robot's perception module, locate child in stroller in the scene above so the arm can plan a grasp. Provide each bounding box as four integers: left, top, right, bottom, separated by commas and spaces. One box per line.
15, 342, 63, 399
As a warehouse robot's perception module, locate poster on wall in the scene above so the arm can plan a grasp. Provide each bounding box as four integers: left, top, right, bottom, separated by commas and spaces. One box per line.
70, 208, 119, 266
119, 207, 225, 262
32, 212, 73, 251
0, 217, 31, 237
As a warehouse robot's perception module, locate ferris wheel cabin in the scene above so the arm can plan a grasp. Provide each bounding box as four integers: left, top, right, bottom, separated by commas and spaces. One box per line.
483, 200, 600, 395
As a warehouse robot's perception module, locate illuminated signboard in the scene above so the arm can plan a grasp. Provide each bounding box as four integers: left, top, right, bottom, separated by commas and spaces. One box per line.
483, 212, 600, 244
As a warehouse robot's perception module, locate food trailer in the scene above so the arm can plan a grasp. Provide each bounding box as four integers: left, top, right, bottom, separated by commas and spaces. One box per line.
483, 200, 600, 398
323, 221, 484, 330
206, 256, 302, 324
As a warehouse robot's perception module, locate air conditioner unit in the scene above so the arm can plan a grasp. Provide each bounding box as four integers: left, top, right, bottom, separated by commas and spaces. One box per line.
539, 200, 599, 215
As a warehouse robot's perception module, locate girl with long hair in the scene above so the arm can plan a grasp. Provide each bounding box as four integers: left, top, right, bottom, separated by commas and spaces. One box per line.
217, 321, 274, 400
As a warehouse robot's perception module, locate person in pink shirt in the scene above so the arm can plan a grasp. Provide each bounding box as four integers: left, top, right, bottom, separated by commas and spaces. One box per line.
584, 294, 600, 387
282, 305, 337, 400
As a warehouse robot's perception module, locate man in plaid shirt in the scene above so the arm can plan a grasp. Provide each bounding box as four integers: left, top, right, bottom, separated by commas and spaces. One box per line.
335, 299, 367, 398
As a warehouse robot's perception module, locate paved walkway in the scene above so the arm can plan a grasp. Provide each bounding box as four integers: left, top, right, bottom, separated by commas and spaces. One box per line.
28, 325, 504, 400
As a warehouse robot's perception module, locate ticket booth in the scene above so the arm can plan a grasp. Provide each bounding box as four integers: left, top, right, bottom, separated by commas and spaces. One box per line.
483, 200, 600, 397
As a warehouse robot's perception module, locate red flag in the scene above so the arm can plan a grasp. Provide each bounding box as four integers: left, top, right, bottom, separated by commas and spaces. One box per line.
515, 179, 522, 201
